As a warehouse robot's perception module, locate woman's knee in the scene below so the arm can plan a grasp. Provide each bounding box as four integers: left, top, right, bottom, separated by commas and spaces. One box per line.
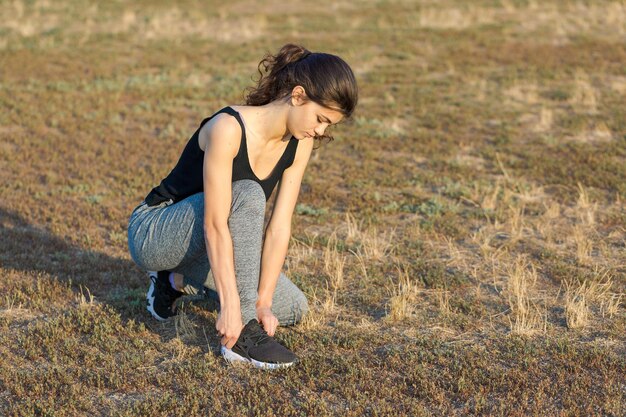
127, 214, 149, 269
126, 227, 167, 271
292, 291, 309, 324
279, 290, 309, 326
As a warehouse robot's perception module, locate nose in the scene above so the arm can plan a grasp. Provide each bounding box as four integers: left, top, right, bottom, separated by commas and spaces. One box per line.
314, 123, 329, 137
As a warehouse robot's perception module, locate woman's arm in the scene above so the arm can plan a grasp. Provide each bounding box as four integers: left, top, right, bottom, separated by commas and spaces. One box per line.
200, 114, 242, 349
257, 137, 315, 309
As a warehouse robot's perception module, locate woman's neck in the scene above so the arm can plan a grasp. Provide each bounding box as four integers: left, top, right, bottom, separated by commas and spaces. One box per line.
233, 101, 291, 145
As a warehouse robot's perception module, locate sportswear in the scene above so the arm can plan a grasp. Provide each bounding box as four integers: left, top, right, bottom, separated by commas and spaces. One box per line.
145, 107, 299, 206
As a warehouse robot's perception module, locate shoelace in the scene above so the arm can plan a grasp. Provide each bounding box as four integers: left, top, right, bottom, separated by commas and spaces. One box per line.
244, 322, 272, 347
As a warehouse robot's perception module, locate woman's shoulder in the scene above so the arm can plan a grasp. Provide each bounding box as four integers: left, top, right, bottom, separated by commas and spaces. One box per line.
291, 136, 314, 166
197, 110, 243, 153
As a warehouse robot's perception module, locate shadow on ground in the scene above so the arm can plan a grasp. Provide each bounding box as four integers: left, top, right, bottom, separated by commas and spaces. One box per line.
0, 206, 219, 337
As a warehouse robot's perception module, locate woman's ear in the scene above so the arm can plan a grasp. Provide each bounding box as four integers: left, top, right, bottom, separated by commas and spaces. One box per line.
290, 85, 307, 106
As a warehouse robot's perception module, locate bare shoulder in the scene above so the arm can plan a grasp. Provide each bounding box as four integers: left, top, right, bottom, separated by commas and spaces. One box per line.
198, 112, 242, 155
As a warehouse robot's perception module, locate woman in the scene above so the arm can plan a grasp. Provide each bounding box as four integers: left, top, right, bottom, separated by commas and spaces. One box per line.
127, 44, 358, 369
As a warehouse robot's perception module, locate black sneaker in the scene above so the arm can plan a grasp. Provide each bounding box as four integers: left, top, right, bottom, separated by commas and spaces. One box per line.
146, 271, 184, 321
221, 319, 298, 369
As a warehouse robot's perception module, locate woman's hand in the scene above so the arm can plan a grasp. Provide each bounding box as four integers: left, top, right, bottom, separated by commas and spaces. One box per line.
216, 304, 244, 349
256, 306, 278, 337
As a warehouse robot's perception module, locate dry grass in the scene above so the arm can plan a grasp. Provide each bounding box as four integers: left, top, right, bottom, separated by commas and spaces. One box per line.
323, 233, 346, 292
576, 182, 598, 226
435, 289, 452, 317
355, 226, 396, 261
564, 280, 591, 329
385, 265, 420, 322
1, 0, 624, 415
600, 293, 623, 319
75, 284, 96, 308
572, 225, 593, 265
506, 256, 546, 335
173, 305, 198, 342
298, 284, 339, 332
564, 269, 620, 329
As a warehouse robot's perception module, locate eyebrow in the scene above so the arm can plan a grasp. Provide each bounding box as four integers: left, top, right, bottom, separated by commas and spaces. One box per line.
320, 114, 334, 124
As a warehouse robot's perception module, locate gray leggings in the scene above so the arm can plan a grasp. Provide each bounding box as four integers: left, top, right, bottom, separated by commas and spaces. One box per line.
127, 179, 308, 326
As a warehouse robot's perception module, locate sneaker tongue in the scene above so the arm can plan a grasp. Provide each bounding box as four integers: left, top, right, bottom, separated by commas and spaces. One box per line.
245, 319, 263, 331
244, 319, 271, 345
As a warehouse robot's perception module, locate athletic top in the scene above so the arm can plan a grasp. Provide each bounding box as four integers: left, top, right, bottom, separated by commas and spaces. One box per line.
144, 106, 299, 206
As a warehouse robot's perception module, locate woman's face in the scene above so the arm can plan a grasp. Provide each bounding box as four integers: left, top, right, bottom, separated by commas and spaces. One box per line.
287, 86, 344, 140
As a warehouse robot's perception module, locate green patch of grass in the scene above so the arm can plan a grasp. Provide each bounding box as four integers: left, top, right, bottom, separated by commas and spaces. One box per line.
295, 203, 328, 217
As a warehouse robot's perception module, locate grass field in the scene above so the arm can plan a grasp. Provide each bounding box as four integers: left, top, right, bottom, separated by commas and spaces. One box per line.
1, 0, 625, 415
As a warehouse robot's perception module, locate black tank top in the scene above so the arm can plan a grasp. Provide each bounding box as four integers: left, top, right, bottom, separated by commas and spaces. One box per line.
144, 107, 299, 206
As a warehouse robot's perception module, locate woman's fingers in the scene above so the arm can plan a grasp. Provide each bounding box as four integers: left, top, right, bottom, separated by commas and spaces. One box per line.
220, 330, 239, 349
219, 328, 241, 349
262, 315, 278, 337
222, 335, 237, 349
215, 308, 244, 350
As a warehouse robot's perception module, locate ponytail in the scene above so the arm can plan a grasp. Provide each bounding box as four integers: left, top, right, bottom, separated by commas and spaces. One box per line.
245, 44, 313, 107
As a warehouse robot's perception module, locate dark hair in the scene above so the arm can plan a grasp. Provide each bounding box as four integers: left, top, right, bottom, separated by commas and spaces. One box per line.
245, 43, 358, 145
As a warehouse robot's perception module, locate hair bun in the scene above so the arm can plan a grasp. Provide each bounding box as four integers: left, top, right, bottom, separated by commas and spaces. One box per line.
279, 44, 310, 59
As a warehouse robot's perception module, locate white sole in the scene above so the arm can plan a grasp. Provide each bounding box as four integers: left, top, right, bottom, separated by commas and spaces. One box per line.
220, 346, 296, 370
146, 272, 167, 321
